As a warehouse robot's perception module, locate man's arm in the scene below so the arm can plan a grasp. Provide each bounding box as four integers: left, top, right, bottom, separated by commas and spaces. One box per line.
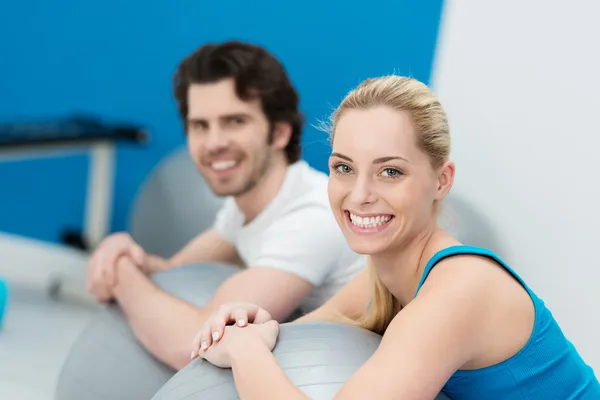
296, 265, 370, 323
167, 228, 242, 268
113, 259, 214, 369
113, 259, 313, 370
113, 206, 350, 370
112, 214, 318, 370
210, 268, 314, 322
143, 197, 243, 274
142, 228, 242, 274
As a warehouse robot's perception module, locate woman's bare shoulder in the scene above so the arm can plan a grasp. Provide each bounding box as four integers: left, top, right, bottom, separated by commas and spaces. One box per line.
417, 252, 535, 369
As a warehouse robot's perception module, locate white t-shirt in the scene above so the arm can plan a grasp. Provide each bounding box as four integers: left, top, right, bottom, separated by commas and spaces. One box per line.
213, 160, 366, 312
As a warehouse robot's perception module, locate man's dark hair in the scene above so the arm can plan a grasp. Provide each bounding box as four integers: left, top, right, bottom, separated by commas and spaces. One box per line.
173, 40, 303, 164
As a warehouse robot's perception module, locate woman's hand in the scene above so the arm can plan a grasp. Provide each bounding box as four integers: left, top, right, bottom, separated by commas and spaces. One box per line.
191, 302, 274, 358
195, 321, 280, 368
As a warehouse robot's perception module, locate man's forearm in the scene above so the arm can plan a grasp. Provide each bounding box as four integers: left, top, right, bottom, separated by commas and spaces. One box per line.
113, 261, 212, 370
143, 254, 172, 274
166, 229, 244, 269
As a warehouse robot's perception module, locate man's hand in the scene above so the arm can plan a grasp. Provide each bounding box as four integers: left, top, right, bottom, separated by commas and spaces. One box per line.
86, 232, 146, 302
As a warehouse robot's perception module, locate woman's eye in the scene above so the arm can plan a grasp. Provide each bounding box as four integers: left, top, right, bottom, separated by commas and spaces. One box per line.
334, 164, 352, 174
381, 168, 402, 178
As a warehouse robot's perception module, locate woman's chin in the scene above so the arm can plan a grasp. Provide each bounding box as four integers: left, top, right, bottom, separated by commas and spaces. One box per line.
347, 239, 386, 256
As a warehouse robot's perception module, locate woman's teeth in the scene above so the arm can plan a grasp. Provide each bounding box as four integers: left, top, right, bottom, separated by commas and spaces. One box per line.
349, 212, 392, 228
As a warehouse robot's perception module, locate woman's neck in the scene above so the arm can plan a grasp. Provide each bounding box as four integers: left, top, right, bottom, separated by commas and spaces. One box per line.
370, 227, 456, 307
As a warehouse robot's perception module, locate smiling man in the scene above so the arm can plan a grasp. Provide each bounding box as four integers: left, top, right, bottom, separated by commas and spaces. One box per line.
84, 41, 365, 370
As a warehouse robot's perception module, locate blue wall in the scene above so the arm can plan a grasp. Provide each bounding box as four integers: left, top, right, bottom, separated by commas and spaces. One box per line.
0, 0, 444, 243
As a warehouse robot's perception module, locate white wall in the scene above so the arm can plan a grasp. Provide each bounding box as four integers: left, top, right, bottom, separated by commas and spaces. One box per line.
432, 1, 600, 370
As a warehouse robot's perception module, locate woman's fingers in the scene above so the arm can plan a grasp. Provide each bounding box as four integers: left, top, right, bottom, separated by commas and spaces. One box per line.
211, 304, 269, 342
232, 308, 249, 327
210, 309, 231, 344
252, 307, 273, 324
191, 330, 202, 359
227, 304, 272, 324
192, 303, 275, 355
191, 320, 214, 359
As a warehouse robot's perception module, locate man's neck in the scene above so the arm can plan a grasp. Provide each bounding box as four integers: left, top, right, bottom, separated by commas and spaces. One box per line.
234, 153, 291, 224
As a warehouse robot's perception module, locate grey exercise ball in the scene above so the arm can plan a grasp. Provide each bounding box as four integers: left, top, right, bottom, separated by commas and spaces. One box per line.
55, 263, 238, 400
152, 321, 451, 400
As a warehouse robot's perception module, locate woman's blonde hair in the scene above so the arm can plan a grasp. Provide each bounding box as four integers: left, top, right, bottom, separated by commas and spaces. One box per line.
328, 75, 451, 335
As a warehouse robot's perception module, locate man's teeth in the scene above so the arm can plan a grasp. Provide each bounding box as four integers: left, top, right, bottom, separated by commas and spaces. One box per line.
211, 160, 237, 171
349, 212, 392, 228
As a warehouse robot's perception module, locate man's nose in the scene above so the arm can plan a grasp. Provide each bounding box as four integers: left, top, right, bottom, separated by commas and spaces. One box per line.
204, 128, 229, 152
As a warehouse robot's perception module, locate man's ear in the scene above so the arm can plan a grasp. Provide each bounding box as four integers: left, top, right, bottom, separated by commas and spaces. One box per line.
271, 122, 292, 150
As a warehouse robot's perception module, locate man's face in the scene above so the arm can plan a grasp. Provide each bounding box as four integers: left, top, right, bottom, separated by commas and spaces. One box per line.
186, 79, 275, 197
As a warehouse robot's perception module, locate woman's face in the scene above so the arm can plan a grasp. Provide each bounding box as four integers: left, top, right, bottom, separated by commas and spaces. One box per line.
327, 106, 453, 256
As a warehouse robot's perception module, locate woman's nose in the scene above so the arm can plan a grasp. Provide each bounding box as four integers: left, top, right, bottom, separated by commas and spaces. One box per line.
347, 176, 377, 206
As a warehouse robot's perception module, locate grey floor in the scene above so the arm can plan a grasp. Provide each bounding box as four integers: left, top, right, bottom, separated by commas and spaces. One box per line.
0, 282, 95, 399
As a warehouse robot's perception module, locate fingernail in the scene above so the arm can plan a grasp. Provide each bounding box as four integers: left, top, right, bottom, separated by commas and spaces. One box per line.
238, 319, 245, 326
212, 331, 219, 341
190, 350, 196, 359
201, 341, 208, 351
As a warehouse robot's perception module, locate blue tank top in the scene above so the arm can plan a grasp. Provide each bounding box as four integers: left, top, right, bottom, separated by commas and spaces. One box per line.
414, 245, 600, 399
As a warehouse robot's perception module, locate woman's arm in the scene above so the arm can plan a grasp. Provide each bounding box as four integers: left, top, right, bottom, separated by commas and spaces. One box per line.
227, 257, 496, 399
206, 265, 371, 399
229, 333, 309, 400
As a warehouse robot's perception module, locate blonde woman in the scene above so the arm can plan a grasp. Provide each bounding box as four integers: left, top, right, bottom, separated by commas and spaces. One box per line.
190, 75, 600, 399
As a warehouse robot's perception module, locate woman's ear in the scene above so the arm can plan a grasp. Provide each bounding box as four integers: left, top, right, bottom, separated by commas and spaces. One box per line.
436, 160, 455, 200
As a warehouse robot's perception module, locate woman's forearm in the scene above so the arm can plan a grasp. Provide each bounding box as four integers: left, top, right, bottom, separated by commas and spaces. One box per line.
230, 340, 308, 400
